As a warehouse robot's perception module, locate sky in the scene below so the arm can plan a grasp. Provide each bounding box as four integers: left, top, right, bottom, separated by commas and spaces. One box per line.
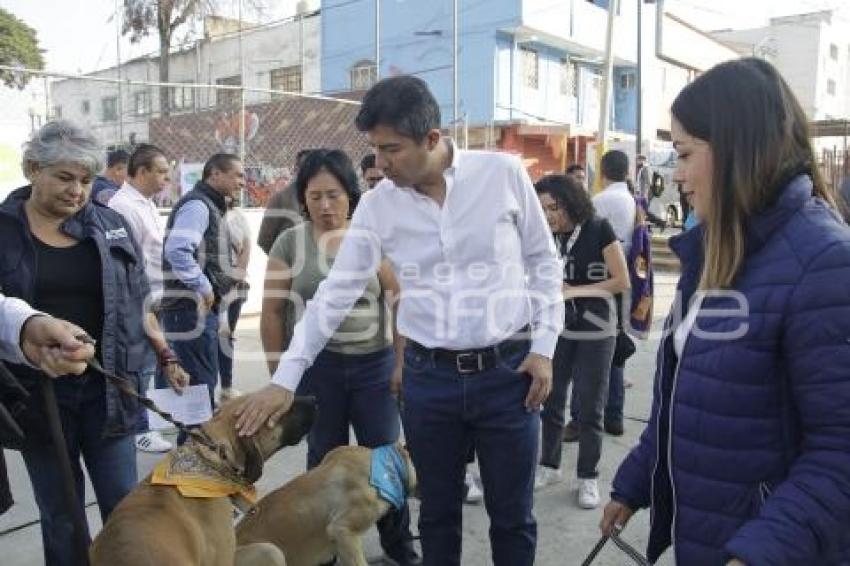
0, 0, 848, 73
0, 0, 846, 192
0, 0, 299, 74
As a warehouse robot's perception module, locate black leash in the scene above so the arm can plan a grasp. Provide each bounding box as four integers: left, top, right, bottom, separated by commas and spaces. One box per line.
75, 336, 211, 448
40, 377, 91, 565
581, 527, 650, 566
75, 335, 313, 490
75, 335, 256, 489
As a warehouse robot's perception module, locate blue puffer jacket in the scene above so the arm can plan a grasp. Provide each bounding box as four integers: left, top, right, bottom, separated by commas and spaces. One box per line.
0, 186, 150, 440
612, 175, 850, 565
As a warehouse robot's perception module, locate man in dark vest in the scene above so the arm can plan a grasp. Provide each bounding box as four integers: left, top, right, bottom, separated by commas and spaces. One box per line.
160, 153, 243, 417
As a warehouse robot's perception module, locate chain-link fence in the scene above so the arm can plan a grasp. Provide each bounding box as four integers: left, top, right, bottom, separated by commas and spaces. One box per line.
0, 66, 373, 207
818, 146, 850, 197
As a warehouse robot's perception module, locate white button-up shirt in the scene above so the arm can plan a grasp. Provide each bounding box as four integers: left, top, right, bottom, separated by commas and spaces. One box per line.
0, 293, 39, 365
272, 142, 564, 391
593, 181, 636, 254
109, 181, 165, 297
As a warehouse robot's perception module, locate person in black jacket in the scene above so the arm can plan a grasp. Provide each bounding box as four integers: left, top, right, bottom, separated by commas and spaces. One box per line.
0, 120, 188, 566
160, 153, 244, 427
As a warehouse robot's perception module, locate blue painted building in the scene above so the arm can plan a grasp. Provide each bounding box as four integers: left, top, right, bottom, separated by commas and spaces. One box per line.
321, 0, 639, 176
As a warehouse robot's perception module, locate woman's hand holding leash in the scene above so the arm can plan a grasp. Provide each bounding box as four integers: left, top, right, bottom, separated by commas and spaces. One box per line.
600, 499, 636, 536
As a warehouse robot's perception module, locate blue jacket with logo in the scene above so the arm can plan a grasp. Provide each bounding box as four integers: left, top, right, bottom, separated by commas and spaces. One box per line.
612, 175, 850, 565
0, 186, 150, 439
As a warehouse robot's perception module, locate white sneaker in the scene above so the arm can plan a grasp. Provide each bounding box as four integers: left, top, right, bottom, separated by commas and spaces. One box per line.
577, 478, 600, 509
464, 471, 484, 504
219, 387, 242, 403
135, 431, 172, 453
534, 465, 563, 491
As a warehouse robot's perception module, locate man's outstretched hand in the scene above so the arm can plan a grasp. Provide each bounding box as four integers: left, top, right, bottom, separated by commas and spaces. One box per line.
233, 383, 294, 437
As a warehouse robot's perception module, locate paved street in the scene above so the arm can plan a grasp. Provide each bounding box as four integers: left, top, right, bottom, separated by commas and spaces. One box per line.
0, 272, 680, 566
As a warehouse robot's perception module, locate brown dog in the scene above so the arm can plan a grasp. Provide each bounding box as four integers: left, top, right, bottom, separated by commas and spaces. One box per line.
236, 444, 417, 566
90, 397, 317, 566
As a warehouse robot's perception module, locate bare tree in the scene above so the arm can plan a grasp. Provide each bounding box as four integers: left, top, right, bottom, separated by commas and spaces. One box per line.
122, 1, 263, 116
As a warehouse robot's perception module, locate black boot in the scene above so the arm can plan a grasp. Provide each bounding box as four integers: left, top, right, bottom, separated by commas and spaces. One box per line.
377, 504, 421, 565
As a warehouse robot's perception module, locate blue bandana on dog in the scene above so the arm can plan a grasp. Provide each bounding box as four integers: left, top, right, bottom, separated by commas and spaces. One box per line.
370, 445, 409, 510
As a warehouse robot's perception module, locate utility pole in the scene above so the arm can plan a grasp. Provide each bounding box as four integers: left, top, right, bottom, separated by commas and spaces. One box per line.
299, 13, 305, 83
115, 0, 124, 146
595, 0, 617, 192
636, 0, 643, 159
375, 0, 381, 80
238, 0, 245, 205
453, 0, 459, 140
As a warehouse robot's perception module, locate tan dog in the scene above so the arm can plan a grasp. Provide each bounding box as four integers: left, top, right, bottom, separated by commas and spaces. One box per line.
90, 397, 317, 566
236, 444, 417, 566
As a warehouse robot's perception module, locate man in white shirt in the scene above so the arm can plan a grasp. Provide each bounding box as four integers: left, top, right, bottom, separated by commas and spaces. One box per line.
635, 154, 652, 198
593, 150, 635, 253
591, 149, 635, 438
108, 144, 173, 453
234, 76, 564, 566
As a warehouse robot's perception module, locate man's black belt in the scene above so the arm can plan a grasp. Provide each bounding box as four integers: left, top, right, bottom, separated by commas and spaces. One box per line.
407, 327, 530, 375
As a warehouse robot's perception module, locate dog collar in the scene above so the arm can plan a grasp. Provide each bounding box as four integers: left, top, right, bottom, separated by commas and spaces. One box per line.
151, 444, 258, 504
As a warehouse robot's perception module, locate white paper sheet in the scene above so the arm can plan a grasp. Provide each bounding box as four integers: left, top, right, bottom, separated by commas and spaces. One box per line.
146, 385, 213, 430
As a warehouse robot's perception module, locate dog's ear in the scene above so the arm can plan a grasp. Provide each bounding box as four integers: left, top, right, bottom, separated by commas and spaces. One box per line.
241, 438, 264, 484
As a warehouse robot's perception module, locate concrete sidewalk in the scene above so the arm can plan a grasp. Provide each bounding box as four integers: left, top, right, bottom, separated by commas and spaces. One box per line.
0, 273, 680, 565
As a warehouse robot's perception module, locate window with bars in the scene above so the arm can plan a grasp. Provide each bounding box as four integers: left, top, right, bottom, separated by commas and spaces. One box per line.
170, 84, 194, 111
270, 66, 303, 94
216, 75, 242, 107
350, 61, 377, 90
559, 59, 569, 95
101, 96, 117, 122
560, 58, 579, 96
133, 91, 150, 116
521, 47, 539, 89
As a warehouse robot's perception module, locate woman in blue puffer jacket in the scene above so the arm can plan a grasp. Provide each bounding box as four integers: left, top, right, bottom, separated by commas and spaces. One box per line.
600, 57, 850, 565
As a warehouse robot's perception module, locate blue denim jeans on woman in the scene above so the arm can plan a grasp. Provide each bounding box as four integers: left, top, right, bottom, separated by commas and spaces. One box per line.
134, 346, 157, 434
401, 341, 538, 566
295, 346, 414, 557
21, 375, 137, 566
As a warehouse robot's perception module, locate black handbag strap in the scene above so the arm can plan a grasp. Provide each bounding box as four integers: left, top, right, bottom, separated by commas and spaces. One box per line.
581, 530, 651, 566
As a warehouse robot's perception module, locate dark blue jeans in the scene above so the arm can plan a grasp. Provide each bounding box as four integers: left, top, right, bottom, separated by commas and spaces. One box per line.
160, 306, 219, 408
296, 347, 413, 556
134, 346, 157, 434
401, 343, 538, 566
217, 295, 245, 390
604, 365, 625, 425
21, 376, 137, 566
160, 306, 219, 443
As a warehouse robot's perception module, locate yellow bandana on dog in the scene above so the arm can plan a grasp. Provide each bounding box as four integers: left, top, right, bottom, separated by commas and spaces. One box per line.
151, 444, 257, 504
